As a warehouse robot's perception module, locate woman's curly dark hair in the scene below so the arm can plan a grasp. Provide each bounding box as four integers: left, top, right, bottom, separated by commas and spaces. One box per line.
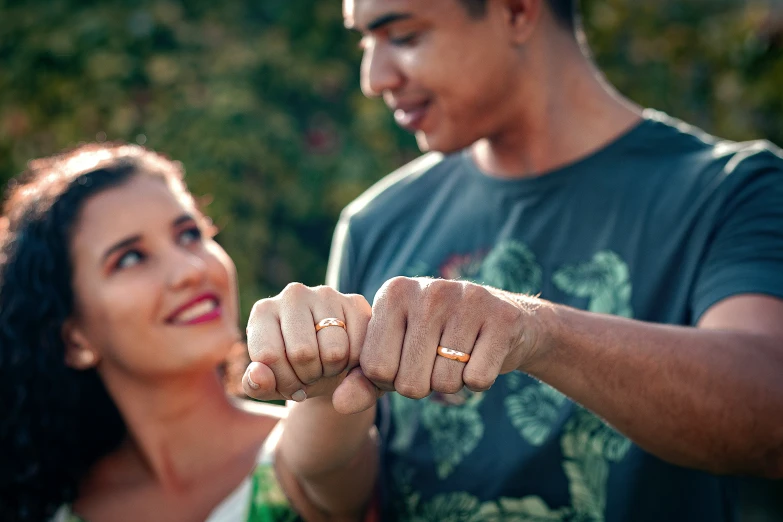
0, 142, 189, 521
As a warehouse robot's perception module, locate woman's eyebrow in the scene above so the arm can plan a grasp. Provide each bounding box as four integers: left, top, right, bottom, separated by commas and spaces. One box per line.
102, 236, 140, 263
173, 214, 196, 227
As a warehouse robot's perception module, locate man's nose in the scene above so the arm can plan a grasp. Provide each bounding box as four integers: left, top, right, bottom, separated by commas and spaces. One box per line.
360, 43, 403, 98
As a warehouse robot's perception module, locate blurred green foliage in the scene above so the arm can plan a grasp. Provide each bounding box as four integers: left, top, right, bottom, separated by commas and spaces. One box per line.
0, 0, 418, 317
1, 0, 782, 320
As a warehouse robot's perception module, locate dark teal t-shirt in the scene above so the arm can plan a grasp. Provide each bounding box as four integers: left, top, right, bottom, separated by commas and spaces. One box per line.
327, 110, 783, 522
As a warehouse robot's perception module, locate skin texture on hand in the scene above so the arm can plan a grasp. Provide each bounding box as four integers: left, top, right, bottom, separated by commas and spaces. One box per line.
244, 277, 547, 414
243, 283, 376, 410
356, 277, 544, 401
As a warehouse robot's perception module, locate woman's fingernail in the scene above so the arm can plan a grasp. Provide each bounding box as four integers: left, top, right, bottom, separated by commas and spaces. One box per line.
291, 389, 307, 402
246, 368, 260, 390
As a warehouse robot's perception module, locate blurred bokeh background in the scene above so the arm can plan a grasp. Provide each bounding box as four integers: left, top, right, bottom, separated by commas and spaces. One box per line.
1, 0, 781, 518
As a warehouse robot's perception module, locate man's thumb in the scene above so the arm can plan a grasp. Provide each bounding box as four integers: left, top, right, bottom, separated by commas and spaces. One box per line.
332, 367, 383, 414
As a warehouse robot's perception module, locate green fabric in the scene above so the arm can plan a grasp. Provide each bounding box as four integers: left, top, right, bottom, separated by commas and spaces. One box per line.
56, 462, 301, 522
328, 109, 783, 521
247, 462, 301, 522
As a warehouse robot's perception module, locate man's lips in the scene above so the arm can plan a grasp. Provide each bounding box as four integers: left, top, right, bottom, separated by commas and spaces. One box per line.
166, 293, 222, 325
392, 100, 431, 131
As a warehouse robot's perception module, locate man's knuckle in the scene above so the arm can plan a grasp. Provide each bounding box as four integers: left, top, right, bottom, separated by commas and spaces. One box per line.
419, 281, 453, 316
362, 361, 395, 384
463, 367, 494, 390
464, 281, 489, 302
384, 276, 415, 299
432, 375, 462, 395
499, 301, 521, 322
394, 379, 429, 400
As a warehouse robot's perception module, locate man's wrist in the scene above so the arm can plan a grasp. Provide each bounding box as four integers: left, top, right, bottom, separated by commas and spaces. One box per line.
514, 296, 563, 377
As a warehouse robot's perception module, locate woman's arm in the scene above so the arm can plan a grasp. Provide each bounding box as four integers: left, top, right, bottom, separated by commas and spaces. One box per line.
277, 396, 377, 519
243, 284, 379, 519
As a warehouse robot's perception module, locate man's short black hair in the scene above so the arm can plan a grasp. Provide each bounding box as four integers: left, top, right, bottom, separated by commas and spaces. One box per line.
458, 0, 578, 32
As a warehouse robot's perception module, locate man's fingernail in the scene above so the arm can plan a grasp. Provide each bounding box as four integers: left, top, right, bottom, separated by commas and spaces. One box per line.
291, 389, 307, 402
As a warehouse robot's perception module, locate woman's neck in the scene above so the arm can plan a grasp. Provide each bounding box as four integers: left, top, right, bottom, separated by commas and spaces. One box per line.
99, 367, 275, 492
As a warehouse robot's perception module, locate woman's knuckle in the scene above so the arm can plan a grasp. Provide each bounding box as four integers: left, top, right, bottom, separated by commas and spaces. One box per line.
249, 298, 275, 319
321, 344, 349, 366
349, 293, 371, 313
313, 284, 334, 298
287, 344, 318, 365
282, 282, 309, 300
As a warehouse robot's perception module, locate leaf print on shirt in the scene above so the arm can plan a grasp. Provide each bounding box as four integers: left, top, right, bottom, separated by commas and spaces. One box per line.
478, 240, 542, 295
560, 408, 631, 464
559, 408, 632, 521
478, 496, 575, 522
505, 370, 526, 391
552, 251, 633, 317
419, 492, 484, 522
389, 393, 425, 454
420, 392, 486, 479
388, 462, 484, 522
505, 382, 568, 446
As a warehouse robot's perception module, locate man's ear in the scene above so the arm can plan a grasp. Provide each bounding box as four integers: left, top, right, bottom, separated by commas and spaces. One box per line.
62, 319, 100, 370
498, 0, 542, 45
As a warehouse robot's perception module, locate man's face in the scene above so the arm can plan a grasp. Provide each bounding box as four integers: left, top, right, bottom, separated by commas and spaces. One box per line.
345, 0, 522, 153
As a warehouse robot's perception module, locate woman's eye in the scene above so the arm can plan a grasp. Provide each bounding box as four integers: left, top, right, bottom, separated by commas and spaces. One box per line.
115, 250, 143, 270
178, 227, 203, 246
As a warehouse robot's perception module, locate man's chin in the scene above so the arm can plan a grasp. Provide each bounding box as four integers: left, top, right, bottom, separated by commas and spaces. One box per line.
415, 130, 469, 154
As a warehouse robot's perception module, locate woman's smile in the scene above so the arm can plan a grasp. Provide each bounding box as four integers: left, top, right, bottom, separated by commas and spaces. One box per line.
166, 293, 222, 325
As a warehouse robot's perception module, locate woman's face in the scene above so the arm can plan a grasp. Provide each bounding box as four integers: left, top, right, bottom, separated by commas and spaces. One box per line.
66, 174, 241, 378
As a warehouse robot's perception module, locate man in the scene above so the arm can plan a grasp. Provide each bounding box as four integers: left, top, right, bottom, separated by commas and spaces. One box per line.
245, 0, 783, 520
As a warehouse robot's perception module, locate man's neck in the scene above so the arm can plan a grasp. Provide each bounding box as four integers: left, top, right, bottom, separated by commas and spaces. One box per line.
471, 50, 642, 179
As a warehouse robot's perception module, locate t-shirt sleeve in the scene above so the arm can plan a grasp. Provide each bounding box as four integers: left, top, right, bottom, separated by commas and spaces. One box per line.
690, 148, 783, 323
325, 211, 357, 293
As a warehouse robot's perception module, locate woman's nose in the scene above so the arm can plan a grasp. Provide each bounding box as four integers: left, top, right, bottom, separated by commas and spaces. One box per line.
166, 249, 208, 290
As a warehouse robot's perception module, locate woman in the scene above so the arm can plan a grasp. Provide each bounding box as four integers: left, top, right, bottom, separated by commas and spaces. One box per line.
0, 143, 376, 522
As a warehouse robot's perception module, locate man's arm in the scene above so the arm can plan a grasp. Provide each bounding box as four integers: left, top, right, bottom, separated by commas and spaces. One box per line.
350, 277, 783, 479
525, 293, 783, 478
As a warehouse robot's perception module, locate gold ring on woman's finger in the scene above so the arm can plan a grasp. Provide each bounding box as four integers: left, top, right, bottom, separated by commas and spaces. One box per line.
315, 318, 347, 332
436, 345, 470, 363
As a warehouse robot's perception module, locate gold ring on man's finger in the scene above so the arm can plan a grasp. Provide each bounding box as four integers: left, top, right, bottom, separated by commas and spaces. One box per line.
436, 345, 470, 363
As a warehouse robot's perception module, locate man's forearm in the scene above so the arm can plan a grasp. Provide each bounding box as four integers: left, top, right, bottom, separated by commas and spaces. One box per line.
526, 304, 783, 477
